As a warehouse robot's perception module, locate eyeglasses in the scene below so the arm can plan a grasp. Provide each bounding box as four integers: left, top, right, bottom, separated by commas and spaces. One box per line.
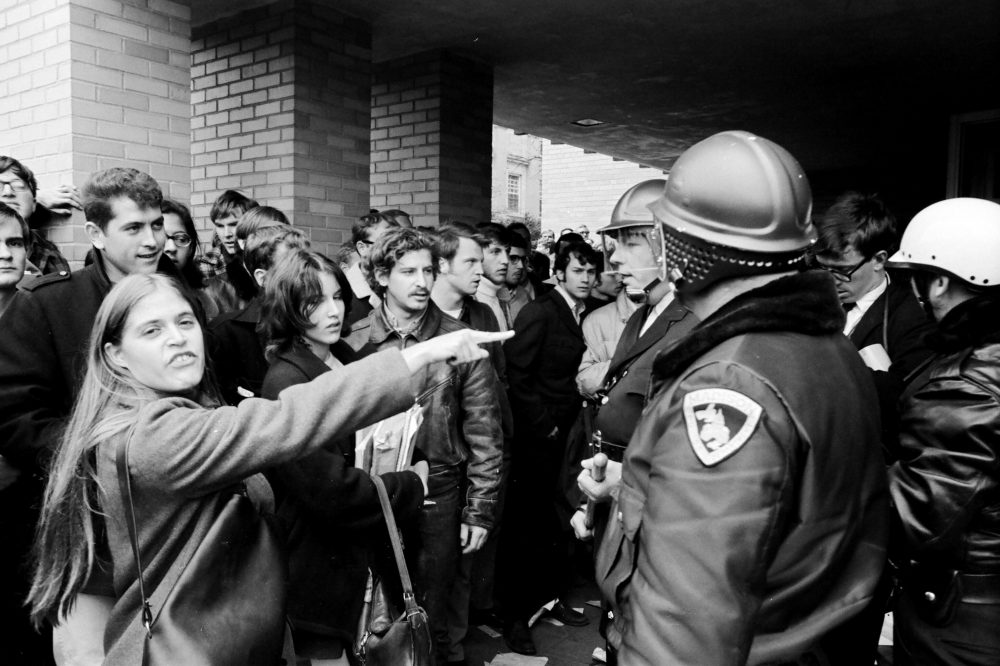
813, 255, 870, 281
0, 179, 29, 194
166, 233, 192, 248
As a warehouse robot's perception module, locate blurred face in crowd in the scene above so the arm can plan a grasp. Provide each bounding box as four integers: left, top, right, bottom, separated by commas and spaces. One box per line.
440, 236, 484, 297
379, 249, 435, 318
594, 270, 623, 300
482, 242, 509, 286
607, 226, 659, 291
106, 287, 205, 395
557, 255, 598, 302
814, 244, 887, 305
0, 217, 27, 292
86, 197, 165, 283
212, 214, 239, 254
302, 272, 345, 350
506, 246, 527, 287
163, 211, 194, 271
576, 225, 591, 240
539, 229, 555, 249
0, 169, 35, 221
357, 220, 393, 260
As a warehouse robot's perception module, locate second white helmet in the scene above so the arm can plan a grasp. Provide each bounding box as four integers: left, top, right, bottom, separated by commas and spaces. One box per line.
888, 198, 1000, 288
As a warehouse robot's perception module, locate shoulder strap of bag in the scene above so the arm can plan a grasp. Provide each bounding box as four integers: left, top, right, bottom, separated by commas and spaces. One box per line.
371, 475, 420, 613
115, 428, 155, 637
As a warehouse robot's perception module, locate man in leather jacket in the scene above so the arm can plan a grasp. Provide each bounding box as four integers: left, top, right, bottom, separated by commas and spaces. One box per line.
886, 197, 1000, 665
347, 227, 503, 664
583, 131, 888, 665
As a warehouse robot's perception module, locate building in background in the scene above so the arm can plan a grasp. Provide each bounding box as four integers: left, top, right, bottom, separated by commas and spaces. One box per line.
491, 126, 668, 239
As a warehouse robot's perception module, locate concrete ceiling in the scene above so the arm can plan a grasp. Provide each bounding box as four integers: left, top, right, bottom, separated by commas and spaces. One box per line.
198, 0, 1000, 173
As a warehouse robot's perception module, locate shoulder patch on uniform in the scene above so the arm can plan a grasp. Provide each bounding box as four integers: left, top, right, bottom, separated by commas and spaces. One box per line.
682, 388, 762, 467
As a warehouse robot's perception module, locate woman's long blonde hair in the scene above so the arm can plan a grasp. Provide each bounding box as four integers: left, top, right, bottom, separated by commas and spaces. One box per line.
28, 274, 216, 627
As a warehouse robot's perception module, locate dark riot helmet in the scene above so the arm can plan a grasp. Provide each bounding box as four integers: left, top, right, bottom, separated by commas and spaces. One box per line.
649, 130, 815, 295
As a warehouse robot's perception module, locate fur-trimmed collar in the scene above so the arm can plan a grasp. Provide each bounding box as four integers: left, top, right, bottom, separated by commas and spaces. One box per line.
927, 293, 1000, 353
650, 270, 844, 394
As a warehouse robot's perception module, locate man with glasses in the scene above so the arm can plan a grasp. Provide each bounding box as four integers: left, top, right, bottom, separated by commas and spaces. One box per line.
812, 192, 933, 461
0, 156, 76, 277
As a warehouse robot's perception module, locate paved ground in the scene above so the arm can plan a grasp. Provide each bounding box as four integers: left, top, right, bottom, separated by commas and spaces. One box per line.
463, 579, 606, 666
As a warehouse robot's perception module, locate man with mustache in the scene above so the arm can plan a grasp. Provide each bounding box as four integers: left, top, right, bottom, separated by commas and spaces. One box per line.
347, 227, 503, 666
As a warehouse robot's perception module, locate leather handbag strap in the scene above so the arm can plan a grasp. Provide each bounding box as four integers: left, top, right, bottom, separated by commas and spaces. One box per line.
115, 428, 155, 636
371, 475, 419, 611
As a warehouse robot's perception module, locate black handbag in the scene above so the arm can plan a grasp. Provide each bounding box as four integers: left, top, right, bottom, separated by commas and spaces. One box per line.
117, 434, 287, 665
354, 475, 433, 666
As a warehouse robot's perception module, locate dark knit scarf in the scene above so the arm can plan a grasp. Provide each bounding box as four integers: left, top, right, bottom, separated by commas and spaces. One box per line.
649, 270, 845, 397
926, 291, 1000, 354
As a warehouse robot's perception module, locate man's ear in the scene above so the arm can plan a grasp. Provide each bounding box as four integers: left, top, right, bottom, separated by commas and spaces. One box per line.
85, 221, 105, 250
253, 268, 267, 287
104, 341, 127, 370
375, 268, 390, 288
871, 250, 888, 273
930, 274, 950, 299
554, 269, 566, 284
438, 258, 450, 275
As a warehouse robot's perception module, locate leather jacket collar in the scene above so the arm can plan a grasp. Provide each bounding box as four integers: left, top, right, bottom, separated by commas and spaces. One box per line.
927, 293, 1000, 354
367, 301, 443, 345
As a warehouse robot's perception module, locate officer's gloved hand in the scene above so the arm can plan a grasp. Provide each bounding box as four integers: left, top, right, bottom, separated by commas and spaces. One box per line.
577, 457, 622, 503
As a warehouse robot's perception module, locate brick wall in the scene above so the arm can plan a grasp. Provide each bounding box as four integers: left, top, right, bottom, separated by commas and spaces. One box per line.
191, 0, 371, 256
371, 50, 493, 226
0, 0, 190, 263
541, 141, 667, 234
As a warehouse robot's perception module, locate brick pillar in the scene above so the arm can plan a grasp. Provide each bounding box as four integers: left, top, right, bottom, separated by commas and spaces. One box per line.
371, 50, 494, 226
191, 0, 371, 257
0, 0, 191, 264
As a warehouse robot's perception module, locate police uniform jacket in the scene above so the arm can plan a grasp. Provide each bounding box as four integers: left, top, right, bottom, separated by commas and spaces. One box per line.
593, 295, 696, 452
890, 293, 1000, 574
597, 271, 889, 665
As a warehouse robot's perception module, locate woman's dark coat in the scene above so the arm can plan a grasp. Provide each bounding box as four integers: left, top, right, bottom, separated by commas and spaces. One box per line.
261, 340, 424, 647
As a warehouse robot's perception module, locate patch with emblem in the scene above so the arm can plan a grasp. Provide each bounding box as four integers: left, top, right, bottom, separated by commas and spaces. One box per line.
682, 388, 763, 467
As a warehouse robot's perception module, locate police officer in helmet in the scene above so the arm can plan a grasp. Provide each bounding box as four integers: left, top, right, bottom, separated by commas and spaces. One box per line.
583, 130, 888, 664
887, 197, 1000, 665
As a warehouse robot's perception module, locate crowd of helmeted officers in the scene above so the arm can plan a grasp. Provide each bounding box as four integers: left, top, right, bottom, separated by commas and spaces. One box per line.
2, 129, 1000, 666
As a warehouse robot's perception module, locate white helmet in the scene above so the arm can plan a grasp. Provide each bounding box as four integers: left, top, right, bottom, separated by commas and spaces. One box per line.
888, 198, 1000, 288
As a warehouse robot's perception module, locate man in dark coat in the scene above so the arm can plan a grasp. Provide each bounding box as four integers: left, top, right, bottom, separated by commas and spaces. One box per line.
812, 192, 934, 460
498, 240, 599, 655
886, 197, 1000, 665
0, 167, 169, 664
209, 225, 307, 404
584, 131, 887, 665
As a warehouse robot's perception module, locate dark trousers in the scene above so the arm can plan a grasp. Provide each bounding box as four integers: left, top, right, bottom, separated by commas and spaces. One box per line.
894, 590, 1000, 665
413, 465, 463, 665
0, 481, 55, 666
498, 413, 577, 622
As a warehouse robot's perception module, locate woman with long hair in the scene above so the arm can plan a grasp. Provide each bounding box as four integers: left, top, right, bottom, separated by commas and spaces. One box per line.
258, 248, 423, 664
28, 273, 508, 663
